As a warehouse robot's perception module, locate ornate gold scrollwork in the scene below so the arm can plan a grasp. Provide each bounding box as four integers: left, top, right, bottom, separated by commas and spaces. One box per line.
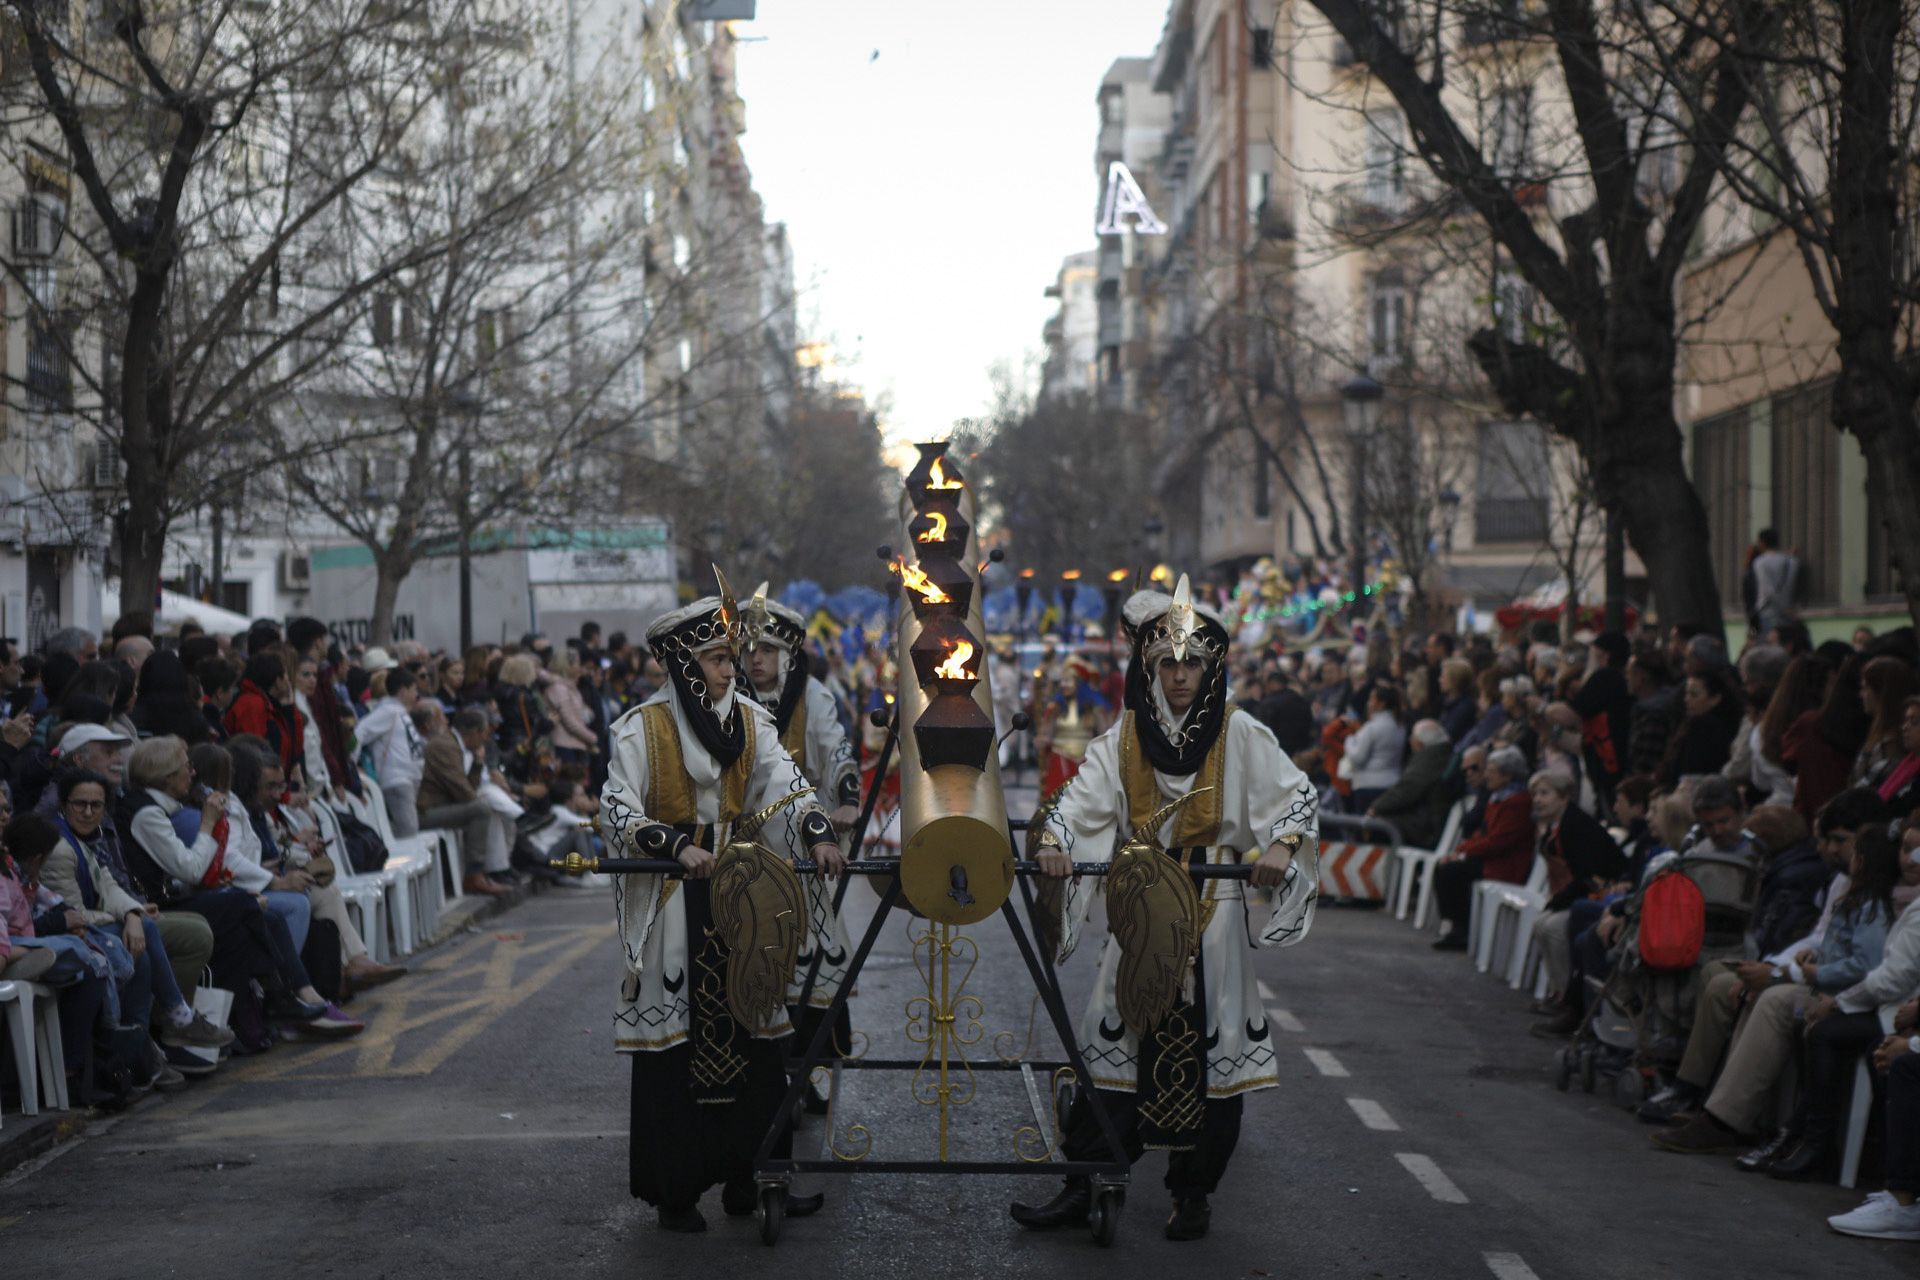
993, 993, 1042, 1064
905, 922, 984, 1161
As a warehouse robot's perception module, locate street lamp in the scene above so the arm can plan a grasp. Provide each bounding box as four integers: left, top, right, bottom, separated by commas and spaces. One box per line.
1340, 373, 1385, 596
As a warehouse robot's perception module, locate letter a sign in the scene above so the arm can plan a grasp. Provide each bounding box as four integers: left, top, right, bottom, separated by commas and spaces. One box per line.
1097, 161, 1167, 236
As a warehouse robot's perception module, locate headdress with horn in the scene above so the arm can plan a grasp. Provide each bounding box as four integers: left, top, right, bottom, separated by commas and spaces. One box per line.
737, 582, 811, 731
1126, 574, 1232, 777
645, 566, 749, 764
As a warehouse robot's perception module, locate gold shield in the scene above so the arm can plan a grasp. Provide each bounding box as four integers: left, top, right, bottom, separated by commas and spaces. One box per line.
710, 790, 811, 1028
1106, 791, 1210, 1037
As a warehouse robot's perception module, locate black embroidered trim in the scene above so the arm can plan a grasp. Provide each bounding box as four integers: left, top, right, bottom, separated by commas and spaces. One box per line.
638, 823, 689, 858
799, 810, 833, 847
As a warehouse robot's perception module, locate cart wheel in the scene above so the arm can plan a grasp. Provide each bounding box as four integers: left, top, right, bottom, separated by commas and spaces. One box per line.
1088, 1187, 1123, 1247
1614, 1066, 1647, 1108
1580, 1046, 1598, 1093
757, 1186, 785, 1246
1553, 1047, 1573, 1092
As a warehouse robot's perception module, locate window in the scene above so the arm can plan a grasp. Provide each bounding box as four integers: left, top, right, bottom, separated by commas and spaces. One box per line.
371, 290, 395, 348
1770, 381, 1839, 605
1253, 448, 1272, 518
1364, 110, 1407, 211
24, 265, 71, 412
1248, 170, 1271, 223
1494, 269, 1534, 343
1251, 26, 1274, 69
1690, 409, 1751, 607
1368, 274, 1408, 370
1489, 88, 1531, 181
1475, 421, 1550, 543
1100, 89, 1123, 126
641, 73, 656, 113
1633, 88, 1681, 199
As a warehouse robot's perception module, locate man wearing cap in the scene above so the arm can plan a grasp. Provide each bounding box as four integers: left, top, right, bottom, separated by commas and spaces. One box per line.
39, 721, 222, 1073
1015, 578, 1319, 1242
601, 581, 848, 1233
738, 586, 862, 1115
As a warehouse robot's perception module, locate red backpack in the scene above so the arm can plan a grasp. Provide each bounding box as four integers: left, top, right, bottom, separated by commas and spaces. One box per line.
1637, 868, 1706, 970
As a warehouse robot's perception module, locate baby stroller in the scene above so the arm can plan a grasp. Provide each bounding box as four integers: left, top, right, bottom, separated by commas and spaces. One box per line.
1556, 849, 1761, 1105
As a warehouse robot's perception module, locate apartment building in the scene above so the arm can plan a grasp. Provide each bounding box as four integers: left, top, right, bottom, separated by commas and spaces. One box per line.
1039, 250, 1100, 403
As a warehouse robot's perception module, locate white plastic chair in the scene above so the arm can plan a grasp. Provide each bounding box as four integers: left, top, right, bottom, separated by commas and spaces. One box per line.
1472, 855, 1547, 976
1393, 800, 1465, 926
5, 980, 69, 1113
1, 978, 33, 1122
341, 792, 442, 952
356, 778, 463, 918
1839, 1054, 1875, 1189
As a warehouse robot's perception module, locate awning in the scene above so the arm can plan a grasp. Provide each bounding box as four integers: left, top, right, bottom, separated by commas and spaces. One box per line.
104, 583, 256, 636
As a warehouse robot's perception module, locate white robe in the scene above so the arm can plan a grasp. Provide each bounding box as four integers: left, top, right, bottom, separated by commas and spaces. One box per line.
1043, 709, 1318, 1098
775, 676, 860, 1010
601, 686, 822, 1053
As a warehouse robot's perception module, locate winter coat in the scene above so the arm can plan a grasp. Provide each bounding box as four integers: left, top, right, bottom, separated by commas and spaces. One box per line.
1370, 741, 1454, 849
1748, 837, 1833, 961
1456, 785, 1534, 884
538, 671, 596, 754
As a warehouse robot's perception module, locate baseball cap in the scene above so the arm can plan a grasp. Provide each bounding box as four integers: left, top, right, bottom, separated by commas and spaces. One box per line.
56, 722, 133, 755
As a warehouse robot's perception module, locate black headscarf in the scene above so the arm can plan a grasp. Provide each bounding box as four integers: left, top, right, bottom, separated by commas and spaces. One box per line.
751, 653, 808, 737
648, 603, 746, 768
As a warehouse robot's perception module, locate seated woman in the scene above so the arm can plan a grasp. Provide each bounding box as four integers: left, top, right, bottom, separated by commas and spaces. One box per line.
1652, 819, 1901, 1155
227, 734, 401, 995
1525, 768, 1625, 1035
1431, 745, 1534, 952
114, 734, 346, 1048
1, 811, 128, 1104
37, 769, 233, 1073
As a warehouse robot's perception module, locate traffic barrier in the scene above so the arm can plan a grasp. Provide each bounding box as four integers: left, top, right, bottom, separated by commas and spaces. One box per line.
1315, 813, 1401, 902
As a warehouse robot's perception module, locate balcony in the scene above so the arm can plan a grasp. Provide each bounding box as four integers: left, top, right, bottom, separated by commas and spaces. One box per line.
1254, 200, 1295, 241
1462, 4, 1531, 47
1326, 172, 1459, 235
1474, 496, 1550, 544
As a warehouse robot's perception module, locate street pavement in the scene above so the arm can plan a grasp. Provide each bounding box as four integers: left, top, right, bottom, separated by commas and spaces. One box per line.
5, 805, 1916, 1279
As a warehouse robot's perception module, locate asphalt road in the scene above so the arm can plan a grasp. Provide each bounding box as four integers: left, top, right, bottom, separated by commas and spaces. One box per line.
6, 830, 1915, 1280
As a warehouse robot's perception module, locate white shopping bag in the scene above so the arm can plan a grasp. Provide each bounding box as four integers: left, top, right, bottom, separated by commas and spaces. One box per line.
180, 981, 235, 1070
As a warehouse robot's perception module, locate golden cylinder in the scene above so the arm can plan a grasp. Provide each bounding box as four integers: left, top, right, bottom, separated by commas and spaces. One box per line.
894, 467, 1012, 925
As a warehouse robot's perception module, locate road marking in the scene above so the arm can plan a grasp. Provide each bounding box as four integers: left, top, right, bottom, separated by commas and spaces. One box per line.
1257, 979, 1277, 1000
1346, 1098, 1400, 1131
1483, 1252, 1541, 1280
1303, 1048, 1349, 1077
1395, 1153, 1469, 1204
1269, 1007, 1305, 1033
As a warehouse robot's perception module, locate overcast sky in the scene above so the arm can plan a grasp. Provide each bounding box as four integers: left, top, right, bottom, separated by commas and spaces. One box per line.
733, 1, 1169, 448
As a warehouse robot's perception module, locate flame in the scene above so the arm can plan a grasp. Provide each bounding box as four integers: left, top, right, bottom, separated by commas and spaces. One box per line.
918, 511, 949, 542
927, 457, 963, 490
1108, 568, 1129, 582
1018, 567, 1035, 579
898, 562, 951, 604
934, 640, 976, 680
1061, 569, 1082, 581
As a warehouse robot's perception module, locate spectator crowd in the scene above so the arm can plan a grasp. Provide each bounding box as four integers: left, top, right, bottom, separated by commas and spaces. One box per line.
5, 585, 1919, 1246
1215, 601, 1920, 1244
1, 613, 644, 1111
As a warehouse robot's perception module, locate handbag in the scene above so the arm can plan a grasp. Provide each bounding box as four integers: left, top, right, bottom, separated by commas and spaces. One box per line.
331, 806, 390, 874
305, 853, 338, 888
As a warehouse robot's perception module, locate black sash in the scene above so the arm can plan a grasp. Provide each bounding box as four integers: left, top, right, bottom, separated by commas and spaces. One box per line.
673, 821, 757, 1105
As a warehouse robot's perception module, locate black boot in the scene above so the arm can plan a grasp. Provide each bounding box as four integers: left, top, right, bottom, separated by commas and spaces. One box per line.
1165, 1197, 1212, 1241
1010, 1178, 1091, 1230
657, 1204, 707, 1233
1735, 1130, 1796, 1173
1766, 1131, 1835, 1182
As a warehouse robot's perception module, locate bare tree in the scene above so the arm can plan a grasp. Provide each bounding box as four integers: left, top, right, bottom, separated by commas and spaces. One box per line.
0, 0, 521, 616
1651, 0, 1920, 624
1295, 0, 1783, 637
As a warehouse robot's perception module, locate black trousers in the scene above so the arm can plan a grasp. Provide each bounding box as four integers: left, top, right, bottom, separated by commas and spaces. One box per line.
173, 887, 302, 993
1795, 1011, 1887, 1139
1433, 859, 1485, 932
1061, 1087, 1245, 1200
628, 1039, 790, 1210
1888, 1052, 1920, 1195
